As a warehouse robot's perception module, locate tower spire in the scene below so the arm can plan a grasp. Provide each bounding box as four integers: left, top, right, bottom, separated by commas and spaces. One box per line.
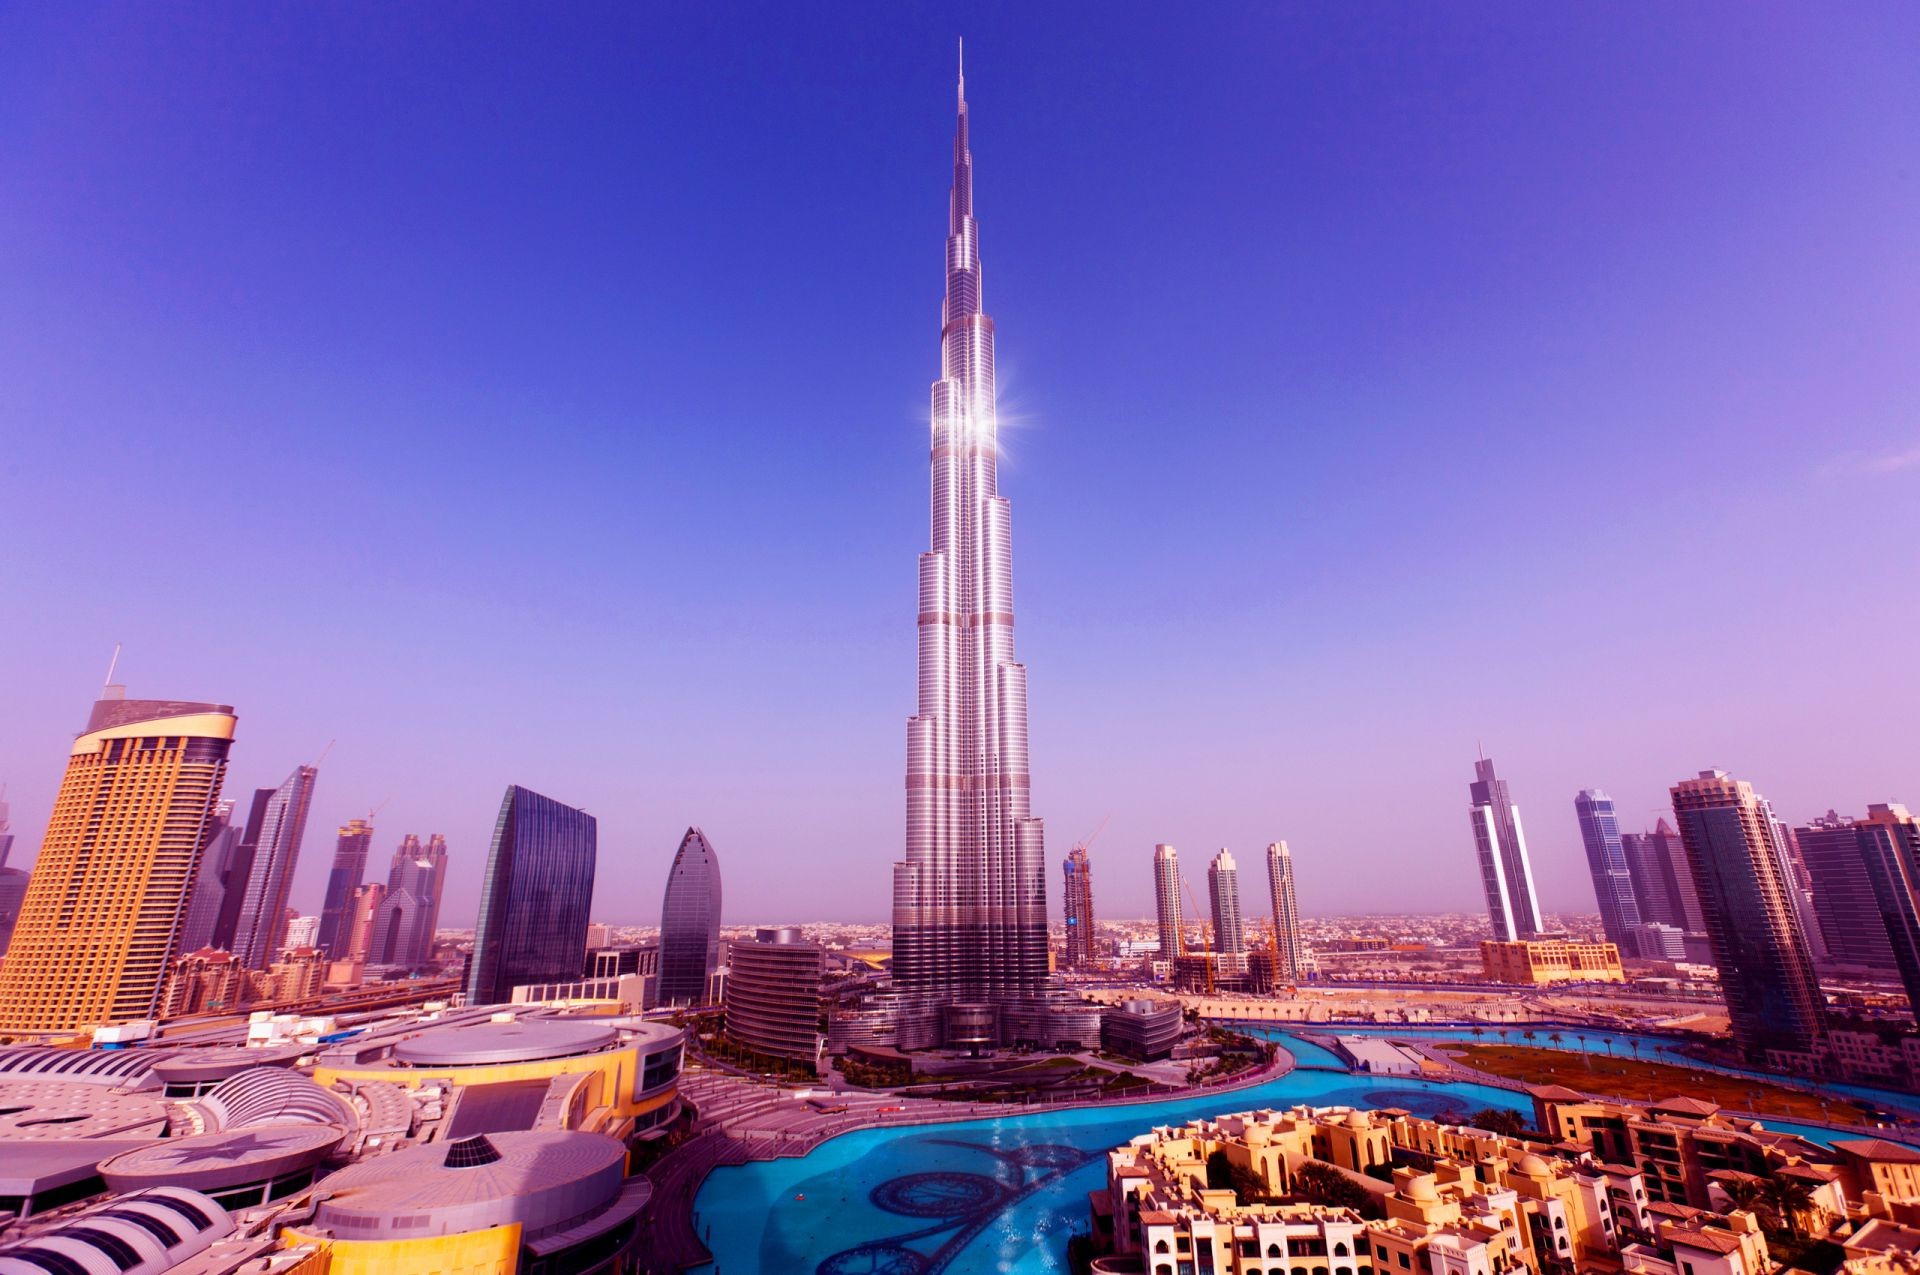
958, 36, 964, 104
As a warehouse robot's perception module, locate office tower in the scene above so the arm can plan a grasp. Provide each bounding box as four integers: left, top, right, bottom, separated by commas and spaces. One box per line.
658, 826, 722, 1006
467, 785, 597, 1005
381, 834, 448, 968
344, 882, 387, 962
1846, 805, 1920, 1016
890, 58, 1048, 1004
1469, 755, 1544, 941
209, 787, 273, 952
1062, 844, 1096, 967
176, 800, 238, 953
316, 818, 375, 958
229, 764, 319, 969
1265, 841, 1305, 984
725, 927, 824, 1069
1797, 812, 1901, 974
1669, 770, 1825, 1060
1766, 810, 1829, 966
1620, 819, 1702, 933
0, 788, 13, 866
0, 691, 236, 1033
1208, 849, 1247, 974
585, 923, 612, 950
0, 791, 29, 959
1153, 844, 1184, 960
1573, 789, 1643, 948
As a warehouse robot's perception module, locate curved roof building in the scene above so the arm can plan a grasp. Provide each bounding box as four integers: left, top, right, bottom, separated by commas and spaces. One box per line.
287, 1130, 647, 1274
657, 827, 721, 1006
0, 1187, 233, 1275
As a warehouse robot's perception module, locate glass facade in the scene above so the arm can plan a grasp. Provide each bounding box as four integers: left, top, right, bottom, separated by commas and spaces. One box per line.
230, 764, 320, 970
1573, 789, 1643, 949
314, 818, 373, 959
657, 826, 722, 1006
466, 785, 597, 1005
1469, 756, 1544, 941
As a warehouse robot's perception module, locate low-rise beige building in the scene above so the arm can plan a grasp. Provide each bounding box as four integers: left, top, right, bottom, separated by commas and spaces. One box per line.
1480, 938, 1624, 985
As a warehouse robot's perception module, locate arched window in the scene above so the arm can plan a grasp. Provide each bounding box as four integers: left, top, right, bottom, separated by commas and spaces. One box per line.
1267, 1243, 1283, 1257
1156, 1266, 1172, 1275
1155, 1239, 1170, 1253
1334, 1242, 1349, 1255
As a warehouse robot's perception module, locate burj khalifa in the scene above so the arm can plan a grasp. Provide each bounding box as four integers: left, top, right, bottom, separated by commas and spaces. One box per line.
891, 52, 1049, 1006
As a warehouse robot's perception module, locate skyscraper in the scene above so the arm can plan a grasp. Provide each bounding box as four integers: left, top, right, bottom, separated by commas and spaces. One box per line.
467, 786, 597, 1005
176, 799, 238, 954
1670, 770, 1825, 1061
380, 834, 448, 968
890, 55, 1048, 1005
1621, 819, 1706, 934
0, 691, 236, 1033
209, 787, 273, 953
1469, 755, 1544, 941
315, 817, 375, 958
1062, 843, 1095, 967
0, 791, 26, 960
1208, 849, 1246, 972
1847, 804, 1920, 1017
229, 763, 319, 970
417, 833, 450, 960
1573, 789, 1643, 949
658, 826, 722, 1007
1265, 841, 1305, 985
1797, 812, 1901, 974
1153, 844, 1184, 961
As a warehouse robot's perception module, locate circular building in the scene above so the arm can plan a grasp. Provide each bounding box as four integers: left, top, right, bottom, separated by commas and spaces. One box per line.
392, 1018, 617, 1067
98, 1124, 346, 1211
286, 1130, 649, 1274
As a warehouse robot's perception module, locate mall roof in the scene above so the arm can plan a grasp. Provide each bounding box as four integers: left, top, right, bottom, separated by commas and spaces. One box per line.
308, 1130, 630, 1241
0, 1140, 156, 1196
0, 1079, 171, 1140
0, 1046, 169, 1090
392, 1018, 618, 1067
99, 1124, 346, 1194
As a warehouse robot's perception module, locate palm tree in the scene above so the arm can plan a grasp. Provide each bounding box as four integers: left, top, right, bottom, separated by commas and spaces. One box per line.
1523, 1029, 1539, 1047
1718, 1175, 1766, 1219
1763, 1174, 1817, 1241
1547, 1031, 1565, 1052
1471, 1025, 1487, 1045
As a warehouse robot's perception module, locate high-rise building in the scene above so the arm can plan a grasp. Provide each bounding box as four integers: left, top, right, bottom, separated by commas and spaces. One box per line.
417, 833, 450, 959
1153, 844, 1183, 961
315, 817, 375, 958
724, 927, 823, 1070
344, 881, 386, 963
1620, 819, 1706, 933
209, 787, 273, 953
0, 690, 236, 1033
1798, 812, 1901, 974
1848, 804, 1920, 1017
379, 834, 448, 968
1670, 770, 1825, 1061
364, 888, 426, 968
1062, 844, 1096, 967
1573, 789, 1643, 949
1265, 841, 1305, 985
658, 826, 722, 1007
890, 58, 1048, 1006
1208, 849, 1246, 972
0, 787, 14, 867
467, 786, 597, 1005
1469, 755, 1544, 942
0, 791, 30, 959
229, 764, 319, 969
176, 800, 238, 953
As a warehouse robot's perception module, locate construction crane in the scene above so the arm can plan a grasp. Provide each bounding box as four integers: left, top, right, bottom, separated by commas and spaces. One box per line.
1067, 816, 1109, 968
1072, 815, 1110, 856
1181, 876, 1215, 996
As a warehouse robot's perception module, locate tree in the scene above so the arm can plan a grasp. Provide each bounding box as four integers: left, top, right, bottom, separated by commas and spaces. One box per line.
1522, 1029, 1539, 1047
1206, 1149, 1234, 1191
1467, 1107, 1527, 1138
1762, 1174, 1818, 1242
1718, 1175, 1766, 1218
1547, 1031, 1564, 1052
1470, 1025, 1486, 1044
1291, 1161, 1383, 1218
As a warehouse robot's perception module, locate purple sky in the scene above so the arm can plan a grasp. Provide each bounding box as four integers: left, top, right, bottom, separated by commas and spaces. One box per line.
1, 5, 1916, 928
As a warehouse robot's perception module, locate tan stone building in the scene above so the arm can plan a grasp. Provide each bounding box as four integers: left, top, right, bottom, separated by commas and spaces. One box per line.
1480, 938, 1624, 985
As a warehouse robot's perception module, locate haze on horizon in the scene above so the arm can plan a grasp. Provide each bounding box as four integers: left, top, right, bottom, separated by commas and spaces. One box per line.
1, 5, 1915, 929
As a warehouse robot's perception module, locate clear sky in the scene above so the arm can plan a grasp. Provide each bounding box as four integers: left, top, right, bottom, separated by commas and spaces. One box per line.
2, 4, 1916, 928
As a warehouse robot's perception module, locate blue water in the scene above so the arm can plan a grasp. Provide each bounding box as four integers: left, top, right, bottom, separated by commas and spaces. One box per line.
696, 1045, 1526, 1275
1249, 1023, 1920, 1115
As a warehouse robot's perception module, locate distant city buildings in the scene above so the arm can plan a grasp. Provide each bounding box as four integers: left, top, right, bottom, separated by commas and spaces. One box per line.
1154, 844, 1183, 961
1670, 769, 1825, 1062
1804, 804, 1920, 1012
371, 833, 448, 969
281, 915, 319, 952
1207, 848, 1246, 973
1574, 788, 1643, 949
1468, 755, 1543, 941
230, 764, 319, 970
1265, 841, 1305, 985
0, 690, 236, 1033
657, 826, 723, 1006
466, 785, 597, 1005
1798, 810, 1902, 976
1621, 818, 1706, 934
1062, 842, 1096, 967
0, 793, 27, 959
314, 817, 374, 958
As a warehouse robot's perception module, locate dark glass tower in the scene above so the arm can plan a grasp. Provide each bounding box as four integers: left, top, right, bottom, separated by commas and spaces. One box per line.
1574, 789, 1642, 948
230, 763, 320, 969
658, 826, 722, 1006
1670, 769, 1825, 1060
1798, 812, 1901, 974
315, 818, 375, 958
466, 785, 597, 1004
1848, 804, 1920, 1016
890, 52, 1048, 1003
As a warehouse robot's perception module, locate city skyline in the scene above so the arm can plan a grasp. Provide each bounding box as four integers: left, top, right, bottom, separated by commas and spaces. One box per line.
2, 7, 1916, 926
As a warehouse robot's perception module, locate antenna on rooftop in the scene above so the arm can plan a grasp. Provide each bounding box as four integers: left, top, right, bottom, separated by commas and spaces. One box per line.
102, 643, 124, 695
